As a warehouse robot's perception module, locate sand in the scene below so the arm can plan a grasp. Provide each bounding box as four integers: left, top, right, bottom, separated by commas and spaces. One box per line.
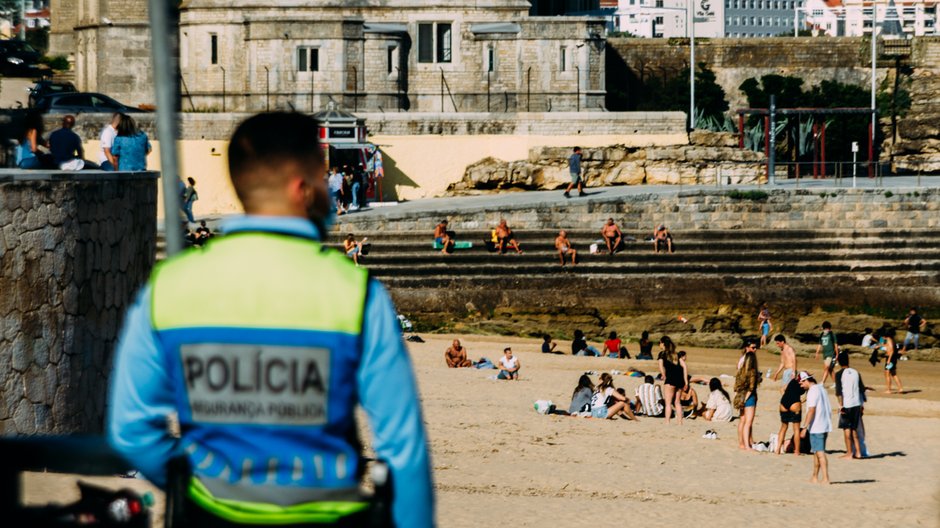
22, 333, 940, 527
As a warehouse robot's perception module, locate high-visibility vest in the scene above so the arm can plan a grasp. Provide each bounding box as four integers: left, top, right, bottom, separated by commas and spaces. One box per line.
151, 231, 370, 523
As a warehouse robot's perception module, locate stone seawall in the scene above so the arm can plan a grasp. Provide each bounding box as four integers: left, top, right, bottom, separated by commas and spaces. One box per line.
0, 171, 158, 435
338, 187, 940, 233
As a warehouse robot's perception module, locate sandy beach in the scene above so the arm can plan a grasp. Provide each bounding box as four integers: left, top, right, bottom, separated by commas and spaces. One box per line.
23, 333, 940, 527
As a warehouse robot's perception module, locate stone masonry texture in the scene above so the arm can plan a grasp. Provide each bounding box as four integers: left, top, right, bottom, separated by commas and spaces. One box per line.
0, 171, 157, 435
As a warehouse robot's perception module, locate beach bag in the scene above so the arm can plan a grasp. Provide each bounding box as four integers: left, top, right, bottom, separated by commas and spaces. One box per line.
475, 358, 495, 369
534, 400, 555, 414
589, 243, 599, 254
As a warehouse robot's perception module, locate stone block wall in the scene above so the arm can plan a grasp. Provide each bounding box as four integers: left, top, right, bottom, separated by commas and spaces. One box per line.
0, 171, 157, 435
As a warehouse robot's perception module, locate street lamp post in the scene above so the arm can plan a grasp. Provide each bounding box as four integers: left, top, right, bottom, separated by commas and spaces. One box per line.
689, 0, 695, 130
871, 2, 877, 173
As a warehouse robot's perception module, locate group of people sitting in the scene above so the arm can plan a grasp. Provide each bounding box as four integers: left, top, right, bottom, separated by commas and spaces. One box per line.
444, 339, 521, 380
430, 218, 675, 264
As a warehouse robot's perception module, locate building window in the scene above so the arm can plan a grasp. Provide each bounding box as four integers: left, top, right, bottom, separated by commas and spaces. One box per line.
726, 0, 730, 8
387, 46, 397, 74
560, 46, 567, 72
655, 15, 664, 24
210, 34, 218, 65
297, 47, 319, 72
758, 0, 763, 8
812, 9, 823, 16
487, 47, 495, 73
418, 22, 452, 64
656, 0, 663, 7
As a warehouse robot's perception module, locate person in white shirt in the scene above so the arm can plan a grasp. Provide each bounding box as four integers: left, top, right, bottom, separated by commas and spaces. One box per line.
98, 113, 120, 171
328, 168, 345, 214
835, 353, 866, 459
497, 347, 520, 380
703, 377, 733, 422
634, 375, 665, 417
800, 371, 832, 484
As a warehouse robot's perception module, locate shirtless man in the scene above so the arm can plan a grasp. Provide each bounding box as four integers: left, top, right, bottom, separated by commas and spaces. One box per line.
554, 230, 577, 266
600, 218, 623, 255
772, 334, 798, 392
433, 219, 454, 254
444, 339, 472, 368
653, 224, 673, 253
495, 219, 522, 254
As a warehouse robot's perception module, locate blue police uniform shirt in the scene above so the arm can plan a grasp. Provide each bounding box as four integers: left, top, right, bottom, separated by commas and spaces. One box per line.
108, 215, 435, 527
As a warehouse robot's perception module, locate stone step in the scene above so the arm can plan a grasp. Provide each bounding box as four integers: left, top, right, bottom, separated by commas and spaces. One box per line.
367, 260, 940, 277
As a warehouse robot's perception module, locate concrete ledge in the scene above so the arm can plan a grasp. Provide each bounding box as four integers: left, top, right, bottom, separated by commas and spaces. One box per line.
0, 170, 159, 183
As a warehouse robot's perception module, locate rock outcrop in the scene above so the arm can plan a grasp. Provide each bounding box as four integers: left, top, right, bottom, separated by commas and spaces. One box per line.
449, 131, 767, 193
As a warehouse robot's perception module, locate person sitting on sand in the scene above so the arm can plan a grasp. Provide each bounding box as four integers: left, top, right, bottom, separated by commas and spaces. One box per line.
600, 218, 623, 255
637, 331, 654, 360
542, 334, 559, 354
703, 378, 733, 422
434, 219, 455, 254
678, 375, 701, 418
634, 375, 665, 417
571, 329, 600, 356
497, 347, 521, 380
602, 331, 622, 359
568, 374, 595, 414
590, 373, 639, 420
775, 376, 804, 455
554, 230, 577, 267
495, 219, 522, 255
445, 339, 472, 368
653, 224, 674, 253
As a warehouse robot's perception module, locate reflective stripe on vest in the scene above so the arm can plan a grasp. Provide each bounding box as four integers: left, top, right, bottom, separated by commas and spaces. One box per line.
150, 231, 370, 505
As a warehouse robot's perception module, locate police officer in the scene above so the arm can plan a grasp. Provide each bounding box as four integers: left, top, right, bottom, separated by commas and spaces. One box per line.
107, 113, 434, 527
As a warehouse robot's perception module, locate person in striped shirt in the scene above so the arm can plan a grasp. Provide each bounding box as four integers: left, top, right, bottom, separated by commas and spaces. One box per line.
634, 375, 665, 417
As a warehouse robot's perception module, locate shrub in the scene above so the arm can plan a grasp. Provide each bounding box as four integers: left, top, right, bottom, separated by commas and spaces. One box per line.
727, 190, 769, 201
884, 191, 893, 198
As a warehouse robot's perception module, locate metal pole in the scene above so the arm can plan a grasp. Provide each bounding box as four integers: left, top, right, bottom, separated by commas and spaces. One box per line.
441, 70, 444, 112
487, 70, 491, 112
852, 149, 857, 188
794, 0, 799, 37
147, 0, 183, 256
353, 66, 358, 112
220, 66, 226, 112
764, 115, 770, 181
871, 3, 877, 167
768, 95, 776, 185
690, 0, 695, 131
18, 0, 25, 40
311, 69, 315, 113
821, 121, 827, 178
264, 66, 270, 111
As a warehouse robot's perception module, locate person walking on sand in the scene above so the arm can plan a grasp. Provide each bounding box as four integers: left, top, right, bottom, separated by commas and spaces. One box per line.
445, 339, 472, 368
771, 334, 798, 392
815, 321, 840, 387
555, 230, 577, 266
734, 344, 760, 450
800, 371, 832, 484
182, 177, 199, 224
564, 146, 583, 198
879, 328, 903, 394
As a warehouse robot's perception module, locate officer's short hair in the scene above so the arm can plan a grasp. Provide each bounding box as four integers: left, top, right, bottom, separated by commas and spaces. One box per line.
228, 112, 325, 200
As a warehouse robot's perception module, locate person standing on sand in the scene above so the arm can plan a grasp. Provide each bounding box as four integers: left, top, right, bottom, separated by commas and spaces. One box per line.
815, 321, 840, 387
658, 336, 688, 425
758, 303, 773, 348
900, 308, 927, 354
835, 352, 865, 459
445, 339, 472, 368
800, 371, 832, 484
734, 345, 760, 450
772, 334, 798, 392
775, 377, 804, 455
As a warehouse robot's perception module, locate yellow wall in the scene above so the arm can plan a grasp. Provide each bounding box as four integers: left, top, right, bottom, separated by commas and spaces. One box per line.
85, 131, 686, 217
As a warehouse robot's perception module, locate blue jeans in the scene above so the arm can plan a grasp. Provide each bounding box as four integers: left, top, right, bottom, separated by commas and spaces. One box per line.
183, 201, 195, 223
351, 182, 360, 208
100, 160, 115, 171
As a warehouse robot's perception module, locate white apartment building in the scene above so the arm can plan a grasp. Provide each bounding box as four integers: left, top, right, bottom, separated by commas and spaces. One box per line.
805, 0, 939, 36
615, 0, 725, 37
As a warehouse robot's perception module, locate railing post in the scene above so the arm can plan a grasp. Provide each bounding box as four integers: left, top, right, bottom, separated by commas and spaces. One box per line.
310, 69, 315, 113
263, 66, 270, 111
576, 66, 580, 112
526, 67, 531, 112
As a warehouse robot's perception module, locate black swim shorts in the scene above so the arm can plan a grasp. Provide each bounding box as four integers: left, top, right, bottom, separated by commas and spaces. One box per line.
838, 406, 862, 430
780, 410, 801, 423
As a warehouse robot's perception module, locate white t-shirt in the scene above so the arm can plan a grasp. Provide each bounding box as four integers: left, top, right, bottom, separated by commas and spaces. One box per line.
498, 355, 518, 371
806, 384, 832, 434
705, 390, 733, 422
839, 368, 863, 408
328, 172, 344, 193
861, 334, 876, 348
98, 125, 117, 164
591, 387, 614, 408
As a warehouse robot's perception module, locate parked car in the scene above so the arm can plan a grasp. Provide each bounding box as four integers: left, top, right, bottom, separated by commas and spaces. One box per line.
32, 92, 148, 114
0, 39, 43, 77
27, 80, 77, 108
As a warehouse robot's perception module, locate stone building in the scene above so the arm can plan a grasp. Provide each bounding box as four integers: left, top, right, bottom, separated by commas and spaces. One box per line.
178, 0, 607, 113
49, 0, 608, 112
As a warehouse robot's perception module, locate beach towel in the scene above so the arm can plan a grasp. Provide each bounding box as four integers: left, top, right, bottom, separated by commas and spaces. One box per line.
475, 358, 496, 369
